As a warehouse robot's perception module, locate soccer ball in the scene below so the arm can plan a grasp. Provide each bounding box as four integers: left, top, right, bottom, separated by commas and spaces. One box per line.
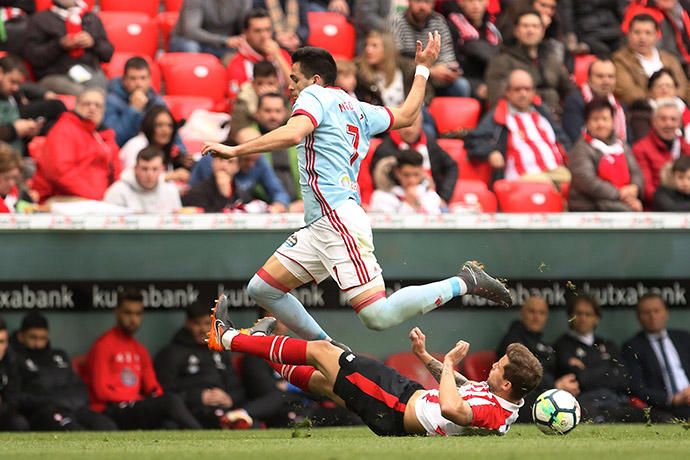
532, 389, 581, 435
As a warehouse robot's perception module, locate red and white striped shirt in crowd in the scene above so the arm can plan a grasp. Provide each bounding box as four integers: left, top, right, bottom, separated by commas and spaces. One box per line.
414, 381, 522, 436
504, 108, 565, 180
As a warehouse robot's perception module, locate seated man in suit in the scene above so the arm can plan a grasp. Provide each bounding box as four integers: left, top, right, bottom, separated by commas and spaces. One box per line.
623, 293, 690, 421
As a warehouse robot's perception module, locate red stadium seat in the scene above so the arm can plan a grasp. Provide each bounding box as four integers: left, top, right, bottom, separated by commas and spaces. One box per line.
163, 95, 215, 121
99, 12, 159, 58
105, 52, 161, 92
157, 11, 179, 51
429, 97, 481, 134
451, 180, 498, 212
493, 180, 565, 213
157, 53, 228, 110
385, 352, 447, 390
574, 54, 597, 88
163, 0, 184, 12
36, 0, 94, 11
100, 0, 160, 18
436, 139, 492, 185
357, 137, 382, 206
462, 350, 496, 381
306, 12, 356, 59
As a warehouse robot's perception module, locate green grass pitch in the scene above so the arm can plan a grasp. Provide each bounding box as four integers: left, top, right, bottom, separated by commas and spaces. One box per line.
1, 425, 689, 460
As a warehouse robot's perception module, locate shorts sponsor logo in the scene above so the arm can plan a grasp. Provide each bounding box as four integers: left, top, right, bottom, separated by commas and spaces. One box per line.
284, 233, 298, 248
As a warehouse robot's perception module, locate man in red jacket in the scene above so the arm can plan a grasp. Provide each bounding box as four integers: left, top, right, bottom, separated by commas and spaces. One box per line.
85, 288, 201, 430
633, 98, 690, 203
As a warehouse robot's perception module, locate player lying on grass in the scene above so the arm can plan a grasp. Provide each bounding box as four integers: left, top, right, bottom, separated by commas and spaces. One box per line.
200, 31, 512, 346
207, 297, 543, 436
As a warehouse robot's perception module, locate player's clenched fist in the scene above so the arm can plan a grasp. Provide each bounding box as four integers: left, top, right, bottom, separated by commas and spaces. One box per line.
445, 340, 470, 364
409, 327, 427, 356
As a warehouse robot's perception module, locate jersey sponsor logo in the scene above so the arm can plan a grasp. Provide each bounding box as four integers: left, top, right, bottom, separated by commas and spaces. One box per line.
121, 367, 138, 387
338, 101, 355, 112
187, 355, 200, 375
25, 359, 38, 372
339, 175, 359, 193
53, 354, 68, 368
345, 353, 356, 362
213, 352, 226, 370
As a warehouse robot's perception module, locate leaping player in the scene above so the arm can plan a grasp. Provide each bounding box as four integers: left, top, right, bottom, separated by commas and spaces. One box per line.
202, 32, 512, 343
206, 303, 543, 436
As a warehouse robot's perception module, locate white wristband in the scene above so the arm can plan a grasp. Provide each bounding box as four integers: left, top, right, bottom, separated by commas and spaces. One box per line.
415, 65, 430, 80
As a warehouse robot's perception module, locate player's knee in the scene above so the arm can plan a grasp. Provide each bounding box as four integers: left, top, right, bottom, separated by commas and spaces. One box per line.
357, 305, 392, 331
247, 274, 282, 303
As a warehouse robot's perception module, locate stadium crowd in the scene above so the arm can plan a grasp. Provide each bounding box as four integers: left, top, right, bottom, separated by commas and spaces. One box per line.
1, 0, 690, 215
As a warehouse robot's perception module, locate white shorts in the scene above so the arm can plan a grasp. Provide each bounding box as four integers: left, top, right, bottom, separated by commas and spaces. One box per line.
274, 199, 382, 291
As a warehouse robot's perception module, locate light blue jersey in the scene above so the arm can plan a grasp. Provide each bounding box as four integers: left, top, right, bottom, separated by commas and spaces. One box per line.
291, 85, 394, 225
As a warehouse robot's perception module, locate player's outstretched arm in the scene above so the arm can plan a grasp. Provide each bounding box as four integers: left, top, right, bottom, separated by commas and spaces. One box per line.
409, 327, 471, 387
202, 115, 315, 160
388, 31, 441, 130
439, 340, 474, 426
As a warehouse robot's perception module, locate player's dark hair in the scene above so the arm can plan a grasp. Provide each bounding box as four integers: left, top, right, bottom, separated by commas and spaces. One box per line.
136, 146, 166, 164
396, 149, 424, 168
124, 56, 150, 75
587, 57, 613, 79
186, 302, 210, 320
629, 13, 658, 31
244, 8, 271, 30
648, 68, 678, 90
514, 8, 542, 26
253, 60, 278, 79
20, 312, 48, 331
566, 294, 601, 319
504, 343, 543, 400
141, 105, 179, 162
672, 155, 690, 173
584, 96, 616, 121
0, 317, 7, 332
637, 292, 666, 311
117, 288, 144, 308
292, 46, 337, 86
0, 54, 28, 77
258, 92, 287, 110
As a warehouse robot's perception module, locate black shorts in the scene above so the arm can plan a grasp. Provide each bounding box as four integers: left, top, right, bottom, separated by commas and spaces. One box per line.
332, 352, 424, 436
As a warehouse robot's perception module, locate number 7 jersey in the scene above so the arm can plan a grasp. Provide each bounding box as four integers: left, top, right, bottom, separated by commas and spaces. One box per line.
291, 84, 394, 225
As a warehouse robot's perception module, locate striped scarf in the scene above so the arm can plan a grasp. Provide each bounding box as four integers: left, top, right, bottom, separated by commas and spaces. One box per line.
265, 0, 299, 35
581, 84, 627, 142
51, 0, 88, 58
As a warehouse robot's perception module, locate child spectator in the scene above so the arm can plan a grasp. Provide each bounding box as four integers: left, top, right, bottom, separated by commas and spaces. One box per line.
654, 155, 690, 210
335, 59, 357, 97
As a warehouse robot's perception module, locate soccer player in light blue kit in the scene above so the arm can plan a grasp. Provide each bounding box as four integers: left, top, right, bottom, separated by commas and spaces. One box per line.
202, 32, 511, 344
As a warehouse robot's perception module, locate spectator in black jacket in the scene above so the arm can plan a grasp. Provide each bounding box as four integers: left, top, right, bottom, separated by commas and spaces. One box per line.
24, 0, 114, 95
369, 112, 458, 204
12, 312, 117, 431
0, 318, 29, 431
0, 0, 36, 57
554, 295, 644, 423
558, 0, 625, 55
654, 155, 690, 211
496, 296, 580, 422
622, 293, 690, 421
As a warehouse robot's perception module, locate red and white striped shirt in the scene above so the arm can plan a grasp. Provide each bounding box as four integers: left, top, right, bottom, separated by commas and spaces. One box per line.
414, 381, 522, 436
504, 109, 565, 180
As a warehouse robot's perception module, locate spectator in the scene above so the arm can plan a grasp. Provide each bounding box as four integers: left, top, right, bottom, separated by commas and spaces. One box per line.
12, 312, 117, 431
0, 55, 65, 154
105, 57, 178, 148
485, 9, 572, 118
390, 0, 471, 97
154, 302, 276, 429
308, 0, 351, 14
169, 0, 252, 58
230, 61, 283, 143
632, 98, 690, 203
496, 296, 580, 422
622, 293, 690, 422
253, 0, 309, 52
183, 156, 242, 212
562, 58, 627, 144
558, 0, 625, 55
439, 0, 502, 99
24, 0, 114, 96
227, 9, 292, 101
355, 30, 433, 108
465, 69, 571, 187
0, 317, 29, 431
335, 59, 357, 97
85, 289, 201, 430
622, 0, 690, 72
613, 13, 688, 107
370, 148, 444, 214
0, 142, 28, 213
104, 147, 182, 214
653, 155, 690, 210
236, 93, 302, 206
554, 295, 644, 423
119, 106, 192, 183
568, 97, 644, 212
370, 112, 458, 203
352, 0, 393, 51
629, 68, 690, 143
0, 0, 36, 57
32, 88, 121, 202
498, 0, 566, 49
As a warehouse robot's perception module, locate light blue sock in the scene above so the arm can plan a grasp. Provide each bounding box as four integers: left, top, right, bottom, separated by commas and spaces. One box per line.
247, 275, 330, 340
357, 277, 467, 331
